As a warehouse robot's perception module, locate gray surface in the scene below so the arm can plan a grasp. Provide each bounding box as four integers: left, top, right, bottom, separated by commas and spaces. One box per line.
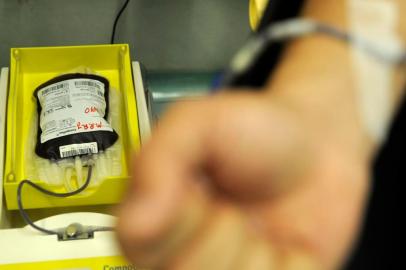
0, 0, 250, 71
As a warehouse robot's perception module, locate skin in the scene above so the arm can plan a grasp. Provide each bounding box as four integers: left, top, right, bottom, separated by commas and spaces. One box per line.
117, 0, 406, 269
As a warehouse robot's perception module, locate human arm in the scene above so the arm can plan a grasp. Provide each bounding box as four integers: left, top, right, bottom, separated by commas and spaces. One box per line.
116, 1, 406, 269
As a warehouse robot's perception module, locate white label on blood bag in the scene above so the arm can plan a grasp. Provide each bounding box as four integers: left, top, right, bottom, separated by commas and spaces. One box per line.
37, 78, 113, 143
59, 142, 98, 158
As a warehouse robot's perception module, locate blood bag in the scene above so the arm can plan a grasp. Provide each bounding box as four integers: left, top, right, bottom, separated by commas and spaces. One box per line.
34, 73, 118, 160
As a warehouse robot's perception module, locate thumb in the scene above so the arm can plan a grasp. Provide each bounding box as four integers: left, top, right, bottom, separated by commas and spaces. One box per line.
205, 93, 312, 199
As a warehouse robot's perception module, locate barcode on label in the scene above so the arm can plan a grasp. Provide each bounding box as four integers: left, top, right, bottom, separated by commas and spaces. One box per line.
59, 142, 98, 158
74, 80, 101, 89
40, 83, 69, 96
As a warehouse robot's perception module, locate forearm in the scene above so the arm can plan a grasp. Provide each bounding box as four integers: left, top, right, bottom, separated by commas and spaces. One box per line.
265, 0, 406, 160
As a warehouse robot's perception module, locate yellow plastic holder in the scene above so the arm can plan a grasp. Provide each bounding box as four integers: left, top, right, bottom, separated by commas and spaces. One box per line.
4, 44, 140, 210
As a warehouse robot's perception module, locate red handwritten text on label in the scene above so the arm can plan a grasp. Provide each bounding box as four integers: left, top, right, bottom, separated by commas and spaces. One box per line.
76, 121, 103, 130
84, 106, 98, 114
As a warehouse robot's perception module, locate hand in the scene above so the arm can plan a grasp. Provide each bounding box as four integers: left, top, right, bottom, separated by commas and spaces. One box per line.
116, 89, 370, 270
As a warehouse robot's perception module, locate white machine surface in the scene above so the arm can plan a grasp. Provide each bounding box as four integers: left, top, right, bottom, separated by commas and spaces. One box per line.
0, 68, 7, 230
0, 62, 150, 269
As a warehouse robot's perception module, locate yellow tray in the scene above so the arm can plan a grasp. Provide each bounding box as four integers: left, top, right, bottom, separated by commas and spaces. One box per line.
4, 44, 140, 209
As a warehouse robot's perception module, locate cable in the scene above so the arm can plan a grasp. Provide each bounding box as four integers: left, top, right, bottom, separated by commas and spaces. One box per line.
17, 165, 94, 235
110, 0, 131, 44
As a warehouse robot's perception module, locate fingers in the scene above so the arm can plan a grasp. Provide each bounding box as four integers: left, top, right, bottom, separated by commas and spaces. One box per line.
234, 235, 277, 270
167, 201, 321, 270
118, 184, 211, 268
167, 203, 247, 270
